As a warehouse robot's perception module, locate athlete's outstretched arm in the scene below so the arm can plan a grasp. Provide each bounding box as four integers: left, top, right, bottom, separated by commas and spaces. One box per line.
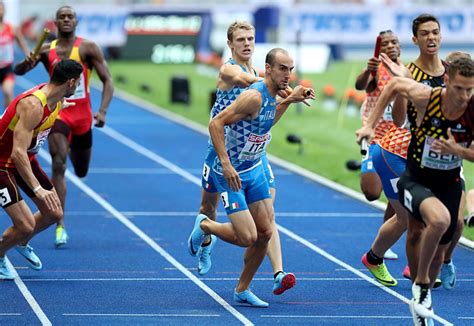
356, 77, 430, 143
85, 41, 114, 127
219, 64, 262, 89
274, 86, 315, 126
13, 44, 50, 75
209, 90, 262, 191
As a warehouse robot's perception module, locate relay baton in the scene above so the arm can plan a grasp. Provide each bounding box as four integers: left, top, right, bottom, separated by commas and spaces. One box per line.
32, 28, 50, 57
371, 35, 382, 77
360, 137, 369, 156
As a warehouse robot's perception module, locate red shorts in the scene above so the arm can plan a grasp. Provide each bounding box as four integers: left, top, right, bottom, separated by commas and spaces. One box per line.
0, 157, 53, 208
57, 99, 92, 136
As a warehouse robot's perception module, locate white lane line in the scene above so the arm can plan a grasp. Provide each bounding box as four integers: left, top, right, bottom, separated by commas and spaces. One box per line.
63, 313, 221, 317
63, 313, 220, 317
5, 258, 52, 325
98, 126, 454, 326
86, 167, 291, 175
43, 210, 383, 218
37, 150, 253, 326
276, 226, 453, 326
0, 313, 22, 316
261, 315, 412, 320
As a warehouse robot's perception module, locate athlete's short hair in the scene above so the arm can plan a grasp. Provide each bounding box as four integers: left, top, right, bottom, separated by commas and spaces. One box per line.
265, 48, 289, 67
447, 57, 474, 79
227, 21, 255, 42
51, 59, 83, 84
56, 5, 76, 19
445, 51, 471, 64
412, 14, 440, 37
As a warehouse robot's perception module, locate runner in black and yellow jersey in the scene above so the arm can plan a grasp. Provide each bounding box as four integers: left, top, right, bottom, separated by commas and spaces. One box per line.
366, 56, 473, 321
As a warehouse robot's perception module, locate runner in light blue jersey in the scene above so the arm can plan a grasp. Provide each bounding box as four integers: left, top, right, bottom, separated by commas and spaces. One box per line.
188, 48, 314, 306
193, 22, 297, 296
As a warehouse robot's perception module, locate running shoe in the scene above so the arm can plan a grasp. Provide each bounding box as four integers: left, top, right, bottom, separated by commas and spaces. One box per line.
234, 288, 269, 307
0, 257, 14, 280
412, 283, 434, 318
197, 235, 216, 275
273, 272, 296, 295
403, 265, 411, 279
409, 299, 434, 326
433, 278, 442, 289
55, 225, 69, 248
361, 253, 397, 286
15, 244, 42, 271
383, 248, 398, 260
440, 261, 456, 290
187, 214, 207, 257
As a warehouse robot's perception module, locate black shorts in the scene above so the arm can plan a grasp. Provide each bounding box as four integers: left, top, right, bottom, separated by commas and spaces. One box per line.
0, 65, 13, 84
0, 157, 53, 208
397, 169, 462, 244
50, 119, 93, 150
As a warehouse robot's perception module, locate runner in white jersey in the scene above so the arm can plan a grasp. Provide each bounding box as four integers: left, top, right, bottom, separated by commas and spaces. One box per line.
188, 48, 313, 307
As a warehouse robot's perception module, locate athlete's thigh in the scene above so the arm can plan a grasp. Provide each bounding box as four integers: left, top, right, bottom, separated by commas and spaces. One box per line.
48, 130, 70, 159
248, 198, 274, 231
4, 199, 35, 228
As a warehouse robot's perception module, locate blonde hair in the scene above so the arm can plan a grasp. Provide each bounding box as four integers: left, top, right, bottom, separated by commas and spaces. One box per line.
227, 21, 255, 42
445, 51, 471, 64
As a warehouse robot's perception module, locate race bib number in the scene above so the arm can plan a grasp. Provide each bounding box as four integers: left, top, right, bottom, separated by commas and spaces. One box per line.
220, 192, 229, 208
67, 73, 86, 100
28, 129, 50, 154
238, 133, 271, 161
202, 163, 211, 181
421, 136, 463, 170
0, 187, 12, 207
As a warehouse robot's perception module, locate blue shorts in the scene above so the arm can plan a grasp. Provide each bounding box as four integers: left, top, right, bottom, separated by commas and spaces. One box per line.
372, 144, 406, 199
361, 143, 377, 174
201, 145, 275, 192
213, 162, 272, 215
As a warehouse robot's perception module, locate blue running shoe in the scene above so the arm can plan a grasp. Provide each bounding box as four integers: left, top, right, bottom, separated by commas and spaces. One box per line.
0, 257, 14, 280
234, 289, 269, 308
198, 235, 216, 275
15, 244, 42, 271
187, 214, 207, 257
441, 261, 456, 290
273, 272, 296, 295
55, 226, 69, 248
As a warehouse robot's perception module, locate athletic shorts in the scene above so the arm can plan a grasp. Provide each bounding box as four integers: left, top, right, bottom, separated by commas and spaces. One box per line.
50, 119, 93, 150
0, 157, 53, 208
0, 65, 14, 84
361, 143, 376, 174
372, 144, 406, 200
397, 169, 462, 245
213, 161, 272, 215
201, 144, 275, 193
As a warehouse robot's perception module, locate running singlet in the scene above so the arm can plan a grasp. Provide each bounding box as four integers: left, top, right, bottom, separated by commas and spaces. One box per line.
406, 88, 474, 180
406, 61, 446, 129
0, 84, 60, 168
361, 63, 395, 143
47, 37, 92, 133
0, 23, 14, 68
213, 80, 276, 173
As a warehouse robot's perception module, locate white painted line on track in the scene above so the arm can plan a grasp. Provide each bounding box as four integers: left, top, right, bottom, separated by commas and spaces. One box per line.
261, 315, 412, 320
97, 126, 453, 326
37, 149, 254, 326
0, 313, 22, 316
5, 258, 52, 325
63, 313, 220, 317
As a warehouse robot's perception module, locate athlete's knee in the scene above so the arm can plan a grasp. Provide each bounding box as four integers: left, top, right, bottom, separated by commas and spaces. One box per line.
51, 154, 67, 177
362, 189, 381, 201
48, 208, 63, 224
16, 218, 35, 238
429, 213, 450, 233
238, 231, 257, 247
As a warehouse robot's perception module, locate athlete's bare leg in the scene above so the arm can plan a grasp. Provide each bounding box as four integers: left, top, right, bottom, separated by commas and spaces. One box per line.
443, 191, 465, 261
48, 132, 69, 227
360, 172, 382, 201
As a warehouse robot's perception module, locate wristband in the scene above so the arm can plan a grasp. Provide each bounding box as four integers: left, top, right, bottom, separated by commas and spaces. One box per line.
33, 185, 41, 193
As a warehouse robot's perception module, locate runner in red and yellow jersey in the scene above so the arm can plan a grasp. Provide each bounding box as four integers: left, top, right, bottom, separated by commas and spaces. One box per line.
0, 1, 29, 107
0, 59, 82, 280
15, 5, 114, 247
354, 30, 399, 260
